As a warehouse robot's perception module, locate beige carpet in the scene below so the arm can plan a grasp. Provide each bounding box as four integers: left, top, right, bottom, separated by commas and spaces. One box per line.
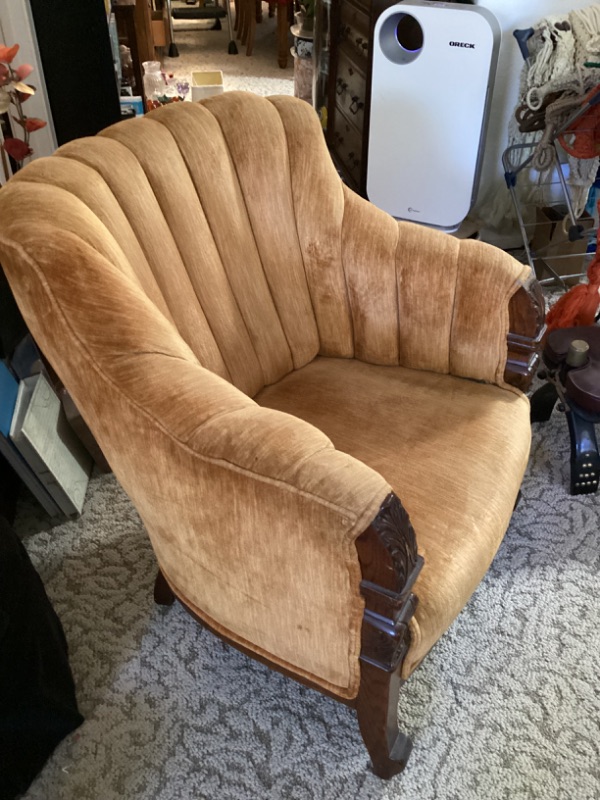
162, 13, 295, 96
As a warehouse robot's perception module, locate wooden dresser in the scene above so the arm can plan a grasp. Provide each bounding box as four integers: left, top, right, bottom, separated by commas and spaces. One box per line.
316, 0, 393, 196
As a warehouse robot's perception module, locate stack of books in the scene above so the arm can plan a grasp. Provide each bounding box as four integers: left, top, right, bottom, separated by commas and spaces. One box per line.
0, 361, 93, 519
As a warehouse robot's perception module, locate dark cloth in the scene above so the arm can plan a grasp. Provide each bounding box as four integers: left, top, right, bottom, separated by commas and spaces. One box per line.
0, 516, 83, 800
0, 269, 27, 363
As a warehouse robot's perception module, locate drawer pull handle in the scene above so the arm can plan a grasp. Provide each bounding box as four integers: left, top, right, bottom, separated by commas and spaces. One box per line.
349, 96, 364, 114
336, 78, 348, 95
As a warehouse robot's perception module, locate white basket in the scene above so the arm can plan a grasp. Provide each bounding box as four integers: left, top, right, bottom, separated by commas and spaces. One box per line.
191, 71, 224, 102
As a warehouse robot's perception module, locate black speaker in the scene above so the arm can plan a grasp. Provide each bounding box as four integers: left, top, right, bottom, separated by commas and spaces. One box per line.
28, 0, 121, 146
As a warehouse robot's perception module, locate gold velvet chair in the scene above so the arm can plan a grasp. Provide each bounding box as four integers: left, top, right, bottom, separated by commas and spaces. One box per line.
0, 92, 544, 778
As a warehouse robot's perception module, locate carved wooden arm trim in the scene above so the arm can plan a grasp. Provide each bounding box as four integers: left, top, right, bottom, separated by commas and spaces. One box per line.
355, 493, 423, 672
505, 273, 546, 391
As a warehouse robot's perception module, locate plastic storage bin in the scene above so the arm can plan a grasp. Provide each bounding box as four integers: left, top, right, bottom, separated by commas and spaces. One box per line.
191, 71, 224, 102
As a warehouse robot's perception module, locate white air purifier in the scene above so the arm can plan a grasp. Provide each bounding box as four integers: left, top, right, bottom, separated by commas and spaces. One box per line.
367, 1, 500, 231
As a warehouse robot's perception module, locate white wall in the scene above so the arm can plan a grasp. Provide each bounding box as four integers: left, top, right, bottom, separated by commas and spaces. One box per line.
471, 0, 596, 238
0, 0, 57, 162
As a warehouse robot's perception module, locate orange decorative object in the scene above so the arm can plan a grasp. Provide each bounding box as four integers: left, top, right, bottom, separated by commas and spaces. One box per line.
22, 117, 47, 133
557, 89, 600, 159
546, 229, 600, 333
0, 42, 45, 169
0, 43, 19, 63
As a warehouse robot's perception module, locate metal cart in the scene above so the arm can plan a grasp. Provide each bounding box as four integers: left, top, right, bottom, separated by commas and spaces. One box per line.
503, 30, 600, 290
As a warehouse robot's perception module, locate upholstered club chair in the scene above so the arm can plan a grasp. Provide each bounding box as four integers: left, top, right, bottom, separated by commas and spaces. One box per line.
0, 92, 544, 778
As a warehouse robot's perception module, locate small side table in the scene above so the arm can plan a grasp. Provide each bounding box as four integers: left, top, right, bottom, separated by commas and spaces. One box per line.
530, 326, 600, 495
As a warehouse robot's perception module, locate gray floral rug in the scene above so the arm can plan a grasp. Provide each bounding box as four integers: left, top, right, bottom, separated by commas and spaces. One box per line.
12, 368, 600, 800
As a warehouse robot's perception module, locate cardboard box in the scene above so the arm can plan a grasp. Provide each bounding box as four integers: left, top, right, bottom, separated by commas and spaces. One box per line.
191, 71, 224, 102
530, 206, 595, 286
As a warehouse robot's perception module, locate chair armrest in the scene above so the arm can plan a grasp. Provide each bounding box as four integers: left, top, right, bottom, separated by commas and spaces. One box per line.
504, 271, 546, 391
0, 228, 395, 698
0, 226, 390, 534
339, 186, 541, 388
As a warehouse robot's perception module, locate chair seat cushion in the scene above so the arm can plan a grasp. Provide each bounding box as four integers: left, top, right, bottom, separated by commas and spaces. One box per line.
255, 357, 531, 678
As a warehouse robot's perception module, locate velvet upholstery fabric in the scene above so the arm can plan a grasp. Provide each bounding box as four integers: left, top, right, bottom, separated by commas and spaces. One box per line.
0, 92, 532, 699
256, 359, 531, 677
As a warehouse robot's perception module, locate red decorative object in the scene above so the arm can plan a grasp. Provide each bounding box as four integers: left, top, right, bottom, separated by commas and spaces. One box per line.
0, 42, 46, 171
0, 44, 20, 64
545, 255, 600, 332
546, 203, 600, 333
2, 137, 32, 161
557, 87, 600, 159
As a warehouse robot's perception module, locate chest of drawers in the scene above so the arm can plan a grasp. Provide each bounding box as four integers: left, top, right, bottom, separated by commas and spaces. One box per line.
315, 0, 392, 195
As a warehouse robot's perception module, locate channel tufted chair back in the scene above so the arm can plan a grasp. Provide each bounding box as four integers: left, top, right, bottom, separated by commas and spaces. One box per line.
0, 92, 544, 777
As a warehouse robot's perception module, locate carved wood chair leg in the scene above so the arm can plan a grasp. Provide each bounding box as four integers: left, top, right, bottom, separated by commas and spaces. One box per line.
353, 492, 423, 778
238, 0, 249, 45
246, 10, 256, 56
514, 489, 523, 510
356, 662, 412, 778
154, 569, 175, 606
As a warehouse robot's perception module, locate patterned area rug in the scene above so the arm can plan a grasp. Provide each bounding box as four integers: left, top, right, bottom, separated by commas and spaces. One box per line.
13, 375, 600, 799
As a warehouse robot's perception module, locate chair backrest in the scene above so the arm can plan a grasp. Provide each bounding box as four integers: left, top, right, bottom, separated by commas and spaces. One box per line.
0, 91, 526, 400
0, 93, 349, 397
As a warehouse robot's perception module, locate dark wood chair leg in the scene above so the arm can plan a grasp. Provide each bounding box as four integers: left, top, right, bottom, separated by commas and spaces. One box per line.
354, 492, 423, 778
356, 662, 412, 778
154, 569, 175, 606
150, 494, 421, 778
246, 7, 256, 56
513, 489, 523, 510
277, 3, 288, 68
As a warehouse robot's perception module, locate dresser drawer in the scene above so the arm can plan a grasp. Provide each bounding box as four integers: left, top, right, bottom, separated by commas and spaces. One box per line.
335, 44, 367, 131
340, 2, 369, 46
339, 3, 370, 62
331, 108, 363, 188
